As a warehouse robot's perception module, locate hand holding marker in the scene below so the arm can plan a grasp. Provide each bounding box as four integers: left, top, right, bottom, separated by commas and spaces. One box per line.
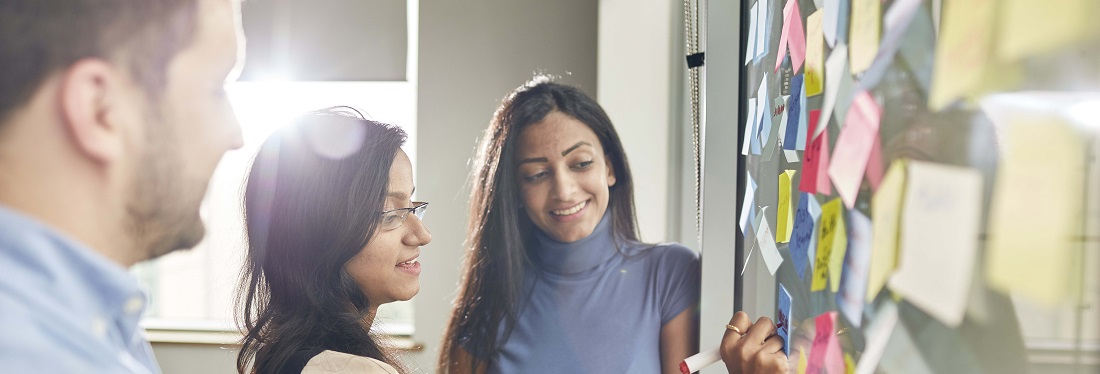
681, 313, 788, 373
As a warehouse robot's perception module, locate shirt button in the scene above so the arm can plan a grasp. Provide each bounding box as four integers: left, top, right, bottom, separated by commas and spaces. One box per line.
124, 297, 144, 314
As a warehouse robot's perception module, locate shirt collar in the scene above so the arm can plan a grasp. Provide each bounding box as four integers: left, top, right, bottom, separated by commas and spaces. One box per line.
532, 210, 619, 275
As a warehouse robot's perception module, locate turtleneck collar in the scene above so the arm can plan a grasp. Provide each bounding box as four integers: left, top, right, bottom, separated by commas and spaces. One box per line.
531, 210, 619, 276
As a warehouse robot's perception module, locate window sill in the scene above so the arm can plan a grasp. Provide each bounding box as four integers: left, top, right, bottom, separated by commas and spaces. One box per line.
143, 320, 422, 352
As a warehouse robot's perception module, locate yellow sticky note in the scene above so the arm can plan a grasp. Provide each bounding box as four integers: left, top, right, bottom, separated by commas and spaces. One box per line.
812, 198, 843, 292
804, 10, 825, 97
928, 0, 997, 110
867, 159, 906, 301
848, 0, 880, 74
828, 202, 848, 293
778, 170, 797, 243
844, 353, 856, 374
997, 0, 1092, 63
797, 345, 808, 374
986, 120, 1085, 305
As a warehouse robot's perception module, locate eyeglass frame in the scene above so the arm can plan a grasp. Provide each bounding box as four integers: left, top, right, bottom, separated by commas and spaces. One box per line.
379, 202, 429, 231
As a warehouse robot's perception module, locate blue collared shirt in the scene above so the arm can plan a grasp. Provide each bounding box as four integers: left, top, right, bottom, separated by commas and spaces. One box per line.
0, 206, 160, 373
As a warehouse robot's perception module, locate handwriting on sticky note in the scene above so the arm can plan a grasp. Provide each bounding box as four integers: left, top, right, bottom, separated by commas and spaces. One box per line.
888, 161, 983, 327
778, 284, 792, 355
790, 193, 817, 280
812, 198, 843, 291
806, 312, 837, 374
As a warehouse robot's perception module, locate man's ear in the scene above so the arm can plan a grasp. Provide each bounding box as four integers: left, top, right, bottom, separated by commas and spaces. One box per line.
58, 59, 125, 164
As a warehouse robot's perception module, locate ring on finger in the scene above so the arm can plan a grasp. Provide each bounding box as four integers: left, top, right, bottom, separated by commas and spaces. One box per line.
725, 324, 744, 335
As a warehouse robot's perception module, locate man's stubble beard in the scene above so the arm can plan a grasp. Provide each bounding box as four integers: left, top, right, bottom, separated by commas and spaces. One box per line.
125, 109, 209, 262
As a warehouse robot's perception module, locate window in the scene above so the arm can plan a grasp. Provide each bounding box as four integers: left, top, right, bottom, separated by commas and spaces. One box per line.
134, 81, 417, 336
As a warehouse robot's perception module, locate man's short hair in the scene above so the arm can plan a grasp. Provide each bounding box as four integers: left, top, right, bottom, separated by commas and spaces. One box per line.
0, 0, 200, 125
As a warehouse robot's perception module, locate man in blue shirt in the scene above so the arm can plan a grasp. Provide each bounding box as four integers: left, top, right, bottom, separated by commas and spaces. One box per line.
0, 0, 244, 372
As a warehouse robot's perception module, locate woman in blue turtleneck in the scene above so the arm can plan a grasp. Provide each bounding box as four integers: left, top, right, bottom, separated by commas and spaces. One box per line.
439, 77, 772, 374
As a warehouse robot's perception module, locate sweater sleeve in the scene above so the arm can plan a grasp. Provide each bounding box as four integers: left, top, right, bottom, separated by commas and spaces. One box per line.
655, 244, 702, 325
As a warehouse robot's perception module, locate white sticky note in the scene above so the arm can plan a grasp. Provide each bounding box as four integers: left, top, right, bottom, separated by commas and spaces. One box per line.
757, 217, 785, 275
739, 173, 758, 235
743, 98, 758, 155
888, 161, 983, 327
817, 44, 849, 139
746, 2, 760, 65
855, 302, 899, 374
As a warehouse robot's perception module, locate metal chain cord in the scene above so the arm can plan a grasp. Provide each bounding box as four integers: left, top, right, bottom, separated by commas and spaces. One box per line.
684, 0, 703, 245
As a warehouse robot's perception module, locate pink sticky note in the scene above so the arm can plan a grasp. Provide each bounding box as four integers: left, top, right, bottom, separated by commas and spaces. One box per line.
816, 130, 832, 196
807, 312, 843, 374
799, 110, 824, 194
827, 91, 881, 208
775, 0, 808, 73
865, 137, 884, 191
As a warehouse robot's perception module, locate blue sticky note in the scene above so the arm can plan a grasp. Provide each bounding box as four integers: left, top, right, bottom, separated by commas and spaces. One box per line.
789, 193, 817, 280
784, 74, 804, 151
778, 284, 792, 355
806, 195, 821, 270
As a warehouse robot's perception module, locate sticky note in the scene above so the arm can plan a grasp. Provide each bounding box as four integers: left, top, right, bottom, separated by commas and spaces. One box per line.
888, 161, 983, 327
776, 0, 807, 73
812, 198, 843, 292
778, 284, 792, 355
798, 346, 808, 374
997, 0, 1091, 63
827, 91, 882, 209
823, 0, 849, 48
742, 97, 757, 156
762, 95, 787, 161
784, 149, 801, 163
928, 0, 997, 111
777, 170, 796, 243
826, 205, 847, 294
898, 6, 935, 94
817, 44, 853, 139
789, 193, 819, 280
864, 138, 884, 191
755, 0, 771, 63
844, 354, 856, 374
855, 302, 899, 374
746, 2, 759, 65
796, 86, 808, 150
837, 210, 872, 328
784, 75, 805, 151
986, 120, 1085, 306
858, 0, 923, 90
739, 173, 758, 235
867, 159, 906, 301
805, 10, 825, 97
752, 74, 769, 155
800, 111, 832, 196
757, 217, 785, 276
806, 312, 841, 374
848, 0, 880, 74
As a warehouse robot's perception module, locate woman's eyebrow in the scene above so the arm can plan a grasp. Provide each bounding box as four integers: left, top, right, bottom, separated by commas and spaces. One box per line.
561, 141, 592, 156
386, 187, 415, 200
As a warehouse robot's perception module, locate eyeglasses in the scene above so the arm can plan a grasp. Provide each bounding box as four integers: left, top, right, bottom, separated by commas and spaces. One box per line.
379, 202, 429, 231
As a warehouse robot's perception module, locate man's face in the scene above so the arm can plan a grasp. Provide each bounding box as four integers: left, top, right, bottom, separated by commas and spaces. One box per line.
125, 0, 244, 260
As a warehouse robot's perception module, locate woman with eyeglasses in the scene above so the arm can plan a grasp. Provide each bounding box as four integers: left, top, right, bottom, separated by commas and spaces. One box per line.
235, 108, 431, 374
438, 77, 788, 374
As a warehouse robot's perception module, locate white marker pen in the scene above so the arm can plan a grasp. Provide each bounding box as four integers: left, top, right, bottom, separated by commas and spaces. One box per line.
680, 347, 722, 374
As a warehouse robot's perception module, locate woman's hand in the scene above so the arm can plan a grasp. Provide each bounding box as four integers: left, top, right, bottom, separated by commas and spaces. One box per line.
720, 311, 789, 374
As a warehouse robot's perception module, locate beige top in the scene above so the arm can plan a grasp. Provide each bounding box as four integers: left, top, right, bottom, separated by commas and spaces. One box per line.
301, 350, 399, 374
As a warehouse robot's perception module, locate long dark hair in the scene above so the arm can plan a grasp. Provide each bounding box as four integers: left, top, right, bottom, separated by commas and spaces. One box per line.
439, 77, 640, 372
236, 107, 408, 374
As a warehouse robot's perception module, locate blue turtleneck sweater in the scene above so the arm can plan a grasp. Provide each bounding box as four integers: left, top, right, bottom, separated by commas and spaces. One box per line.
488, 212, 701, 374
